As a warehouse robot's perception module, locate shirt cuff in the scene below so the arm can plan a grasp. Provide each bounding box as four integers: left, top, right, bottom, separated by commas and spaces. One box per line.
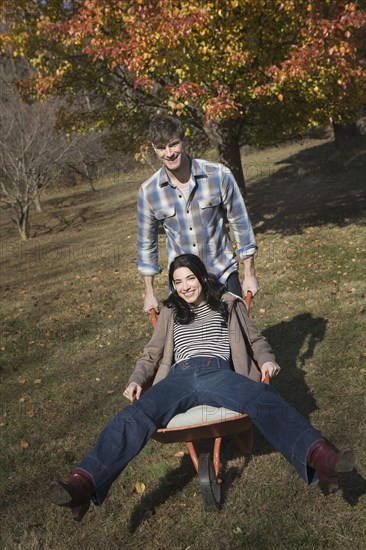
137, 260, 162, 277
238, 245, 258, 259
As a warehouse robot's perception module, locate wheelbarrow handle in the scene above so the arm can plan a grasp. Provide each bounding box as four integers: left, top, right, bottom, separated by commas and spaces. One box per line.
150, 308, 157, 329
245, 290, 252, 312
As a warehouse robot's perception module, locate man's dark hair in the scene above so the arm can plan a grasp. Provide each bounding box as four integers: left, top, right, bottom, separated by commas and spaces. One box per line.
150, 115, 185, 147
163, 253, 228, 324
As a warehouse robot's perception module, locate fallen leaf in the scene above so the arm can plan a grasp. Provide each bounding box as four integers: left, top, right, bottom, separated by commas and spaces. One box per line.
174, 451, 185, 458
34, 378, 42, 384
20, 440, 29, 449
259, 308, 266, 315
134, 481, 145, 494
18, 376, 27, 385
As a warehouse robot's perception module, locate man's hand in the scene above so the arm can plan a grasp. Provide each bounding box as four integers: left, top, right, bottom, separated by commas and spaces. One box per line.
143, 276, 159, 313
242, 273, 260, 297
242, 255, 260, 297
123, 382, 142, 403
143, 290, 159, 313
260, 361, 281, 382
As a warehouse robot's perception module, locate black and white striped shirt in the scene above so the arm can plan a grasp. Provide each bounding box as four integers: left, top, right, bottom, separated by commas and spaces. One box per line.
173, 303, 230, 361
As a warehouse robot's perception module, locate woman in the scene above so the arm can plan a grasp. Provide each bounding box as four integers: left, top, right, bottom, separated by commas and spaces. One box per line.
49, 254, 354, 521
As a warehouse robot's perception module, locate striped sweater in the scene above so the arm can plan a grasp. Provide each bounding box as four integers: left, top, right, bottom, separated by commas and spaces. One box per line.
173, 303, 230, 361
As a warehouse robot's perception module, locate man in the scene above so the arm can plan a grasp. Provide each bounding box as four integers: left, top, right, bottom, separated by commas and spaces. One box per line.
137, 115, 259, 312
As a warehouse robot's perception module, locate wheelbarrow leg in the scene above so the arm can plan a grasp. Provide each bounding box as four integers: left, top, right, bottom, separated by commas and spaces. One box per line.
213, 437, 222, 481
185, 441, 199, 473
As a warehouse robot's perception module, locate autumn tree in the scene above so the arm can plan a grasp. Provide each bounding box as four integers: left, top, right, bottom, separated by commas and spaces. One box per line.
1, 1, 365, 195
268, 1, 366, 148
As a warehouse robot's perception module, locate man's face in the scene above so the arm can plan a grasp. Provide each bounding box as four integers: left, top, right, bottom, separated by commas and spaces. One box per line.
152, 136, 187, 173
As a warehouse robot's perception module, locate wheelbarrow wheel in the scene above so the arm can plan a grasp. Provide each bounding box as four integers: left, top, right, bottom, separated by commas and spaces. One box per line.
198, 452, 222, 512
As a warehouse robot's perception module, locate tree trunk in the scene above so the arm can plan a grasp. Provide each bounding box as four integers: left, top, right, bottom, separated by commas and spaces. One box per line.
17, 206, 30, 241
34, 188, 43, 212
333, 122, 361, 150
205, 119, 247, 196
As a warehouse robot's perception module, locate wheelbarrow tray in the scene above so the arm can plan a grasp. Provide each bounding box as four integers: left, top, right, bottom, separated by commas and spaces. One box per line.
153, 408, 253, 444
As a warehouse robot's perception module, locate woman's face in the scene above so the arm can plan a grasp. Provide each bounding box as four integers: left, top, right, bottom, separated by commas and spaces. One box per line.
172, 267, 206, 307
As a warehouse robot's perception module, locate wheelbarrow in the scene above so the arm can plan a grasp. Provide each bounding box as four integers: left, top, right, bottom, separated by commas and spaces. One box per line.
149, 293, 269, 511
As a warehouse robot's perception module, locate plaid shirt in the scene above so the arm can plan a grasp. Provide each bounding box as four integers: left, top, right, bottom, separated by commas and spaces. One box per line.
137, 157, 257, 283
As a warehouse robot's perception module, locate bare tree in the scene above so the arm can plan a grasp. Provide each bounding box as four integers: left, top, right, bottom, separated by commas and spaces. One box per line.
0, 59, 81, 240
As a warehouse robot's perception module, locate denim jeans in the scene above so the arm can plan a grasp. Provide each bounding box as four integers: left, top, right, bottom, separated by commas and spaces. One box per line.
78, 357, 322, 505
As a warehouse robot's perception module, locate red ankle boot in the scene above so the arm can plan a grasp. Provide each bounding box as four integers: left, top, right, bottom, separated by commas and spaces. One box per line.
307, 440, 354, 488
49, 468, 95, 522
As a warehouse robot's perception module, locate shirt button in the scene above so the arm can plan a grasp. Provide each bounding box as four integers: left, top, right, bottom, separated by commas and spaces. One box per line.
178, 195, 182, 198
193, 243, 196, 247
189, 227, 192, 230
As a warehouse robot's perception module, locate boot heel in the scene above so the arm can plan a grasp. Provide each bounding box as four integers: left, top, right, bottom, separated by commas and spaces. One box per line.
72, 501, 90, 522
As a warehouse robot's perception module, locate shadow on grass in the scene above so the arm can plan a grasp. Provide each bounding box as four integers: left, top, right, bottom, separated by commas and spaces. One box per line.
262, 312, 327, 416
127, 435, 366, 532
338, 470, 366, 505
128, 453, 196, 533
247, 141, 366, 235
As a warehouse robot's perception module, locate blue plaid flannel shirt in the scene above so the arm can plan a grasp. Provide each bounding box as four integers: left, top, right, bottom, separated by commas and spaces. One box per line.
137, 157, 257, 283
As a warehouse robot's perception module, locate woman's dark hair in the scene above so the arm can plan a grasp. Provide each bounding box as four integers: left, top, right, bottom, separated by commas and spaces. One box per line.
163, 254, 228, 324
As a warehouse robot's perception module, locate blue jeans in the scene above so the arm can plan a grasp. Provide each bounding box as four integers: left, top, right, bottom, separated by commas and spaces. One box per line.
225, 271, 242, 297
78, 357, 322, 505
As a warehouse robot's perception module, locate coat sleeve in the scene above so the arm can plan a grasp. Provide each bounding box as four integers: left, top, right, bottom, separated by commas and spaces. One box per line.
232, 300, 278, 368
127, 308, 170, 387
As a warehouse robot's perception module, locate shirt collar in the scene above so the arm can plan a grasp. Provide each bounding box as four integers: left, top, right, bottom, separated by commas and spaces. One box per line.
158, 156, 207, 188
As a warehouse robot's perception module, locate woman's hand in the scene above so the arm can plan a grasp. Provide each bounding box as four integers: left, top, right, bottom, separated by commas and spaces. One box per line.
123, 382, 142, 403
260, 361, 280, 382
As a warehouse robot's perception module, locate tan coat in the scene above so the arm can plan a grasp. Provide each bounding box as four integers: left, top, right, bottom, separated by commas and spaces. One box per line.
128, 292, 278, 387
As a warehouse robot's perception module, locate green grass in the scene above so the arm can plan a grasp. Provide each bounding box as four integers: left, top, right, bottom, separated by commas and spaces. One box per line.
1, 137, 365, 549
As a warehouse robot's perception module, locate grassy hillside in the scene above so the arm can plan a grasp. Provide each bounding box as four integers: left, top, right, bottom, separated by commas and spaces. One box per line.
1, 137, 365, 550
